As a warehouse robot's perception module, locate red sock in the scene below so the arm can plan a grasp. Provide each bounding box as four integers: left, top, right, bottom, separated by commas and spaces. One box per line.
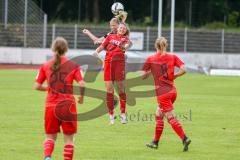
43, 139, 55, 158
64, 144, 74, 160
119, 93, 126, 114
167, 117, 185, 140
106, 93, 114, 115
154, 115, 164, 142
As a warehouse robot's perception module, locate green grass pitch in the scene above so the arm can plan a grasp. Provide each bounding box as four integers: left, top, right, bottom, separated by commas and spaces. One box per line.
0, 70, 239, 160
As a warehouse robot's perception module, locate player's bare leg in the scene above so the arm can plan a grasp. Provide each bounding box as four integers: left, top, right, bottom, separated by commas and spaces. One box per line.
116, 80, 127, 124
146, 108, 164, 149
63, 134, 75, 160
105, 81, 116, 124
165, 110, 191, 151
44, 134, 57, 160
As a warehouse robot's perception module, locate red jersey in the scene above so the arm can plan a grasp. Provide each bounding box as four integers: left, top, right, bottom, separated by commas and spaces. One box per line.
36, 56, 83, 104
142, 53, 184, 96
101, 34, 129, 62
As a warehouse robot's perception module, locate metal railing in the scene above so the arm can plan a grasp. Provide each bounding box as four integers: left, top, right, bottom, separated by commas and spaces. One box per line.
0, 0, 47, 48
47, 25, 240, 54
1, 22, 240, 54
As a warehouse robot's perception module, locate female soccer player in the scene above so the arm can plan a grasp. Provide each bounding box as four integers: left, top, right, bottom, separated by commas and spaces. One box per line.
82, 17, 120, 45
82, 10, 127, 44
34, 37, 85, 160
142, 37, 191, 151
93, 23, 131, 125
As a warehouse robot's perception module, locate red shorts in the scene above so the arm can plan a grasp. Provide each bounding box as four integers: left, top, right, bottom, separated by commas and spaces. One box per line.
157, 92, 177, 113
44, 100, 77, 134
104, 60, 125, 81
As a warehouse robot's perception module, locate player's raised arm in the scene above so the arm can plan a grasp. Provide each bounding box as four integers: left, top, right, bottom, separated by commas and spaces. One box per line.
115, 10, 128, 23
94, 37, 105, 45
82, 29, 102, 44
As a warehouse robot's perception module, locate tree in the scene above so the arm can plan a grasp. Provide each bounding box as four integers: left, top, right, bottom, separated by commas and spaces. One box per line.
34, 0, 240, 26
93, 0, 100, 23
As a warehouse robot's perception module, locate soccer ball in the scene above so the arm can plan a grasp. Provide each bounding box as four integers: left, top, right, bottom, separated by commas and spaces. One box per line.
111, 2, 124, 15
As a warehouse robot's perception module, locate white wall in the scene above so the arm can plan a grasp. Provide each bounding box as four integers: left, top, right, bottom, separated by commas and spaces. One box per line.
0, 47, 22, 64
177, 52, 240, 69
0, 47, 240, 69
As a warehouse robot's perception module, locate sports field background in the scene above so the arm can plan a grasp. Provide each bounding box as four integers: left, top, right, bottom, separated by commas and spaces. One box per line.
0, 70, 239, 160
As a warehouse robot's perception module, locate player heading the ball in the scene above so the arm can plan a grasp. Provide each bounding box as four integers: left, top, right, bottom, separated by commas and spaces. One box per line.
93, 23, 131, 125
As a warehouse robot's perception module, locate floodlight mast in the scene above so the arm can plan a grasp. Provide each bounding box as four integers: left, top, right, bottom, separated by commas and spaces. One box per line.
170, 0, 175, 52
158, 0, 163, 37
158, 0, 175, 52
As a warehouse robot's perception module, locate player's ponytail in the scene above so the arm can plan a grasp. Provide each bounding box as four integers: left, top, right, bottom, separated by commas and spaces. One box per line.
123, 23, 130, 36
115, 10, 128, 23
51, 37, 68, 71
52, 52, 61, 71
155, 37, 168, 53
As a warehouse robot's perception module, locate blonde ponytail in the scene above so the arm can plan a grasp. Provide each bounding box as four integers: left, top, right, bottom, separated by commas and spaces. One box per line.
155, 37, 168, 53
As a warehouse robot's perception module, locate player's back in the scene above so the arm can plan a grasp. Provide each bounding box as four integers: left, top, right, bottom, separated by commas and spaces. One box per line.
144, 53, 184, 96
147, 53, 176, 83
40, 56, 82, 103
146, 52, 183, 87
